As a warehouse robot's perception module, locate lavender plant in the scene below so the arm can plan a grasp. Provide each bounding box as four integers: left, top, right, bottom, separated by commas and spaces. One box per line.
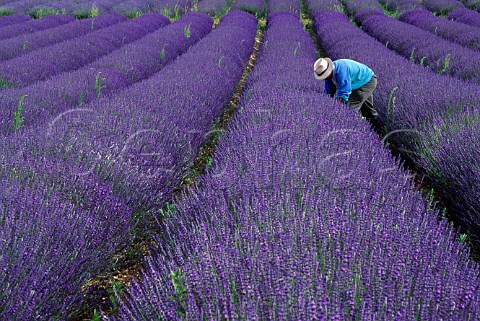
0, 12, 29, 27
422, 0, 464, 14
448, 8, 480, 28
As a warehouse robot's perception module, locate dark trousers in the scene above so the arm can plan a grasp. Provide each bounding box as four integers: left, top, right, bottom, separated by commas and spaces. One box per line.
347, 75, 378, 119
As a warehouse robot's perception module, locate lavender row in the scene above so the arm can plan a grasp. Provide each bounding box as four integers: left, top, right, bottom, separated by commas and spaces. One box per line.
0, 13, 170, 88
422, 0, 464, 14
267, 0, 301, 14
0, 12, 213, 136
0, 0, 56, 15
0, 13, 74, 41
448, 8, 480, 28
304, 0, 342, 15
0, 172, 134, 320
399, 8, 480, 51
311, 10, 480, 243
111, 0, 157, 17
231, 0, 266, 16
151, 0, 192, 18
0, 13, 126, 62
377, 0, 424, 13
197, 0, 232, 16
340, 0, 383, 16
0, 13, 29, 26
358, 12, 480, 84
0, 10, 255, 320
105, 12, 480, 320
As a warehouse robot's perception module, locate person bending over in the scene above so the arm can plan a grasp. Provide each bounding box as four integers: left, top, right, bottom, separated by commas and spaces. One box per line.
314, 57, 378, 120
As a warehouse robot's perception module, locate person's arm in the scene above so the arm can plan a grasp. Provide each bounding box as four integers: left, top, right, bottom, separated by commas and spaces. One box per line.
334, 65, 351, 103
324, 79, 336, 97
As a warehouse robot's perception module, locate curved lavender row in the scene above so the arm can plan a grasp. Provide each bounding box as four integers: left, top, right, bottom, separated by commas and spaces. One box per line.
422, 0, 464, 14
105, 12, 480, 320
359, 13, 480, 84
341, 0, 383, 16
112, 0, 154, 17
352, 8, 383, 24
0, 12, 213, 136
0, 14, 74, 41
231, 0, 266, 15
0, 177, 133, 319
311, 11, 480, 243
448, 8, 480, 28
0, 13, 126, 63
197, 0, 232, 16
267, 0, 301, 14
0, 13, 29, 26
0, 13, 170, 88
399, 8, 480, 51
377, 0, 424, 13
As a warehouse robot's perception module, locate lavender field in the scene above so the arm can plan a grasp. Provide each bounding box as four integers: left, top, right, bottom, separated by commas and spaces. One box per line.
1, 0, 480, 320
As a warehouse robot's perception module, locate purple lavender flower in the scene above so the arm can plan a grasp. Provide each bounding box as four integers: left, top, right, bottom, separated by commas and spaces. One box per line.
0, 13, 30, 26
0, 14, 74, 41
448, 8, 480, 28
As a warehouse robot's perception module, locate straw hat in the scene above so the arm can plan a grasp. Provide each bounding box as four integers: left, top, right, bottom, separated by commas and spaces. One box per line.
314, 57, 333, 80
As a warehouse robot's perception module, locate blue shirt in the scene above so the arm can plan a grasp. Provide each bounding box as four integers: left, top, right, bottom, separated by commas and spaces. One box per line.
325, 59, 374, 102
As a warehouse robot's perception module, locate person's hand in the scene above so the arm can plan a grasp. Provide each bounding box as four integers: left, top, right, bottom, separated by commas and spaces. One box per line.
335, 98, 345, 104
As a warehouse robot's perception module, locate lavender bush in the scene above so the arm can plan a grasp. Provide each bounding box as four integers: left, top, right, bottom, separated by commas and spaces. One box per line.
0, 14, 74, 41
359, 12, 480, 83
340, 0, 383, 16
399, 8, 480, 51
0, 13, 29, 25
0, 13, 169, 88
104, 12, 480, 320
0, 12, 213, 136
448, 8, 480, 28
0, 13, 126, 62
422, 0, 464, 14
